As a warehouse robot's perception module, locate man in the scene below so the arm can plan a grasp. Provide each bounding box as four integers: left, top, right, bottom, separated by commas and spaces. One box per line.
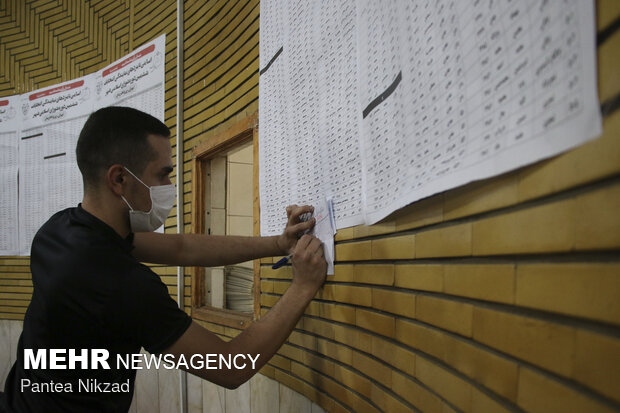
2, 107, 327, 412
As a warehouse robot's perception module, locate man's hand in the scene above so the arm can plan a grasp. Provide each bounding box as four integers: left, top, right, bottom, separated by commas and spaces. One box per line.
291, 234, 327, 294
276, 204, 316, 255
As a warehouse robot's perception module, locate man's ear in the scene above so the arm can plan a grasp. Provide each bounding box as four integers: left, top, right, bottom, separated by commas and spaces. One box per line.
106, 164, 126, 196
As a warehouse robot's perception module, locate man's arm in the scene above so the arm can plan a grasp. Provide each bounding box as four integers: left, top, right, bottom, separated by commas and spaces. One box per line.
132, 205, 315, 266
163, 234, 327, 389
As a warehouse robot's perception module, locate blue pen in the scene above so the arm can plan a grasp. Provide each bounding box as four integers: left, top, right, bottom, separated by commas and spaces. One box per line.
272, 254, 292, 269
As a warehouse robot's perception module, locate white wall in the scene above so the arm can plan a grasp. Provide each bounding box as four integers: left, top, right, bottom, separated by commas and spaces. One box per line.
0, 319, 21, 391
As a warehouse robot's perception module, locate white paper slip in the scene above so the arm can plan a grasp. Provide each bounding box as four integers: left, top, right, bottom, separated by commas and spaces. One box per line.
311, 196, 337, 275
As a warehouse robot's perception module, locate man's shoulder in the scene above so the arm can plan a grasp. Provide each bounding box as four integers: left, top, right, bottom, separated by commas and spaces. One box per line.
31, 207, 79, 251
34, 206, 85, 241
34, 206, 126, 254
38, 206, 74, 229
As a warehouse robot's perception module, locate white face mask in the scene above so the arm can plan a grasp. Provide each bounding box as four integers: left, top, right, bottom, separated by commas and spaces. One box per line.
121, 167, 176, 232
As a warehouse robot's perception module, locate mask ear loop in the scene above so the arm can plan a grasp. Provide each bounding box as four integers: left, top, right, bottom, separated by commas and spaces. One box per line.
123, 166, 150, 189
120, 195, 135, 211
121, 167, 150, 212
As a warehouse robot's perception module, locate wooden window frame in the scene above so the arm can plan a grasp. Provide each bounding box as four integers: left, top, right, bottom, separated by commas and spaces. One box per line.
190, 113, 260, 330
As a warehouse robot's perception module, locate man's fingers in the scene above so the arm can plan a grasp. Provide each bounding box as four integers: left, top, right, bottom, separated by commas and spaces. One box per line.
294, 234, 313, 251
294, 234, 325, 256
295, 235, 324, 257
307, 236, 321, 251
285, 205, 297, 219
288, 205, 314, 225
310, 239, 324, 257
287, 218, 315, 236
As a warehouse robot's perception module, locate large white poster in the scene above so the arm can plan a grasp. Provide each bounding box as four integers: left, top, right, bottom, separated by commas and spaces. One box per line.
358, 0, 602, 223
0, 34, 166, 256
0, 95, 20, 255
18, 77, 95, 254
259, 0, 365, 236
259, 0, 601, 234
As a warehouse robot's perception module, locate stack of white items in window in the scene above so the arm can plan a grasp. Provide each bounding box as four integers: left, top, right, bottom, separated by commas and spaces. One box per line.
225, 265, 254, 313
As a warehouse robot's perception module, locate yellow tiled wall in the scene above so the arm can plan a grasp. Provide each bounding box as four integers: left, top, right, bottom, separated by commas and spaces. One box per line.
226, 142, 254, 239
1, 1, 619, 412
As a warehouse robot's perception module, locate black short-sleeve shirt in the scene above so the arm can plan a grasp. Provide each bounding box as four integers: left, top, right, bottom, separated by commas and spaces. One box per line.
2, 205, 192, 412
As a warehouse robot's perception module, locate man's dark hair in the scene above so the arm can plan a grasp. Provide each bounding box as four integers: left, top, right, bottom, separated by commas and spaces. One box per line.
76, 106, 170, 190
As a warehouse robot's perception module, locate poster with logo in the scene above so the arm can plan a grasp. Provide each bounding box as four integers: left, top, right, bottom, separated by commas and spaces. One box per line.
96, 34, 165, 121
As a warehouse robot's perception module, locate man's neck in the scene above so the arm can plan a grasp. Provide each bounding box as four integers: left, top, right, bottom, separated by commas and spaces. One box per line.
82, 193, 131, 239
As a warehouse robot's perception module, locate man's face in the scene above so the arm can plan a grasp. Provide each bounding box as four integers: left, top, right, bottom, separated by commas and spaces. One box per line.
125, 134, 173, 212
